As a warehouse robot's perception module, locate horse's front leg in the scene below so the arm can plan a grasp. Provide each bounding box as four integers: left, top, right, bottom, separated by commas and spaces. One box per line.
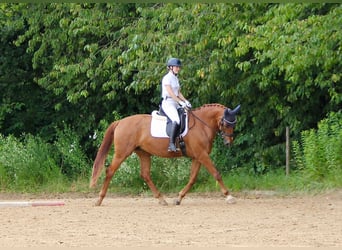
199, 154, 237, 204
135, 150, 168, 206
174, 160, 201, 205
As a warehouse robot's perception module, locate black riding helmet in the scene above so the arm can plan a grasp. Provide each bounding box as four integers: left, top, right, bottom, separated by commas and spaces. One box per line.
167, 58, 182, 67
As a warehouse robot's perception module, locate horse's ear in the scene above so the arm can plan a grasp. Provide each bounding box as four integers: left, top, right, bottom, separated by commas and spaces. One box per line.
232, 104, 241, 115
227, 104, 241, 115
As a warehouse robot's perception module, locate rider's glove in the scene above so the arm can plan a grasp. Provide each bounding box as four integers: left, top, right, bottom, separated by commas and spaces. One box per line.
185, 100, 192, 109
178, 101, 187, 108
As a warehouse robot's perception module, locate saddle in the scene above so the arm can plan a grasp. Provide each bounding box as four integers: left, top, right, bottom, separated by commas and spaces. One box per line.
158, 106, 187, 137
150, 107, 189, 155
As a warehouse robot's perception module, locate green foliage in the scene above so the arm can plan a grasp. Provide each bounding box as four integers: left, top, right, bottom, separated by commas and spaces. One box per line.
0, 124, 340, 195
0, 134, 66, 191
109, 154, 210, 194
292, 111, 342, 182
0, 127, 91, 191
53, 125, 90, 179
1, 3, 341, 182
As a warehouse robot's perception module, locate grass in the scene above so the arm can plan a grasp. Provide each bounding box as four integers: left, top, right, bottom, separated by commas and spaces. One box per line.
15, 166, 336, 198
1, 168, 340, 199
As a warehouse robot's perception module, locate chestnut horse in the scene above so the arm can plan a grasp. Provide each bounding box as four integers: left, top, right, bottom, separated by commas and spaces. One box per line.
90, 103, 240, 206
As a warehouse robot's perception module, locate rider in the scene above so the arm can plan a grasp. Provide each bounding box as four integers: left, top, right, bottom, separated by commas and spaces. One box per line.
161, 58, 191, 152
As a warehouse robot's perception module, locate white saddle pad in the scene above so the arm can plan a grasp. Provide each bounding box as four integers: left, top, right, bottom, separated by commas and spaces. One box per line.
150, 110, 188, 138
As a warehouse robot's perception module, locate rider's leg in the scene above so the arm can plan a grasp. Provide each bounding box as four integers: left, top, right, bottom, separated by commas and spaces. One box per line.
161, 100, 180, 152
168, 121, 179, 152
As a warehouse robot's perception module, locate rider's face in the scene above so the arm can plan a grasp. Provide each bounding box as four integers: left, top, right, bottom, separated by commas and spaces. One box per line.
171, 66, 181, 74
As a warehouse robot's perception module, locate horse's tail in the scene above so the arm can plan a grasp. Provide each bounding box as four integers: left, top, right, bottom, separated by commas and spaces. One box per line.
89, 121, 118, 188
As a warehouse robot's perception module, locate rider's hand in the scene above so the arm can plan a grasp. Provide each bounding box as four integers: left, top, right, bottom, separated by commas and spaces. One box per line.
178, 101, 187, 108
185, 100, 192, 109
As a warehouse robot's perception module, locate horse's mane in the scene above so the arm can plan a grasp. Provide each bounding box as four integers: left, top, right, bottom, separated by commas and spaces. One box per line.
192, 103, 226, 111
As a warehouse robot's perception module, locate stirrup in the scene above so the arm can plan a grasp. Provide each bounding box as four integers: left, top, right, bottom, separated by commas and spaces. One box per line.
168, 144, 177, 152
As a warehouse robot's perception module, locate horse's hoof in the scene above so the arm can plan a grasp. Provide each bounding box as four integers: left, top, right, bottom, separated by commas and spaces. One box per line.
159, 199, 168, 206
226, 195, 237, 204
173, 199, 181, 205
95, 199, 102, 206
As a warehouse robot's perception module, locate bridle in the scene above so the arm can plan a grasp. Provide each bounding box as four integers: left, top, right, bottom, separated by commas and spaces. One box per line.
188, 109, 236, 140
219, 117, 236, 139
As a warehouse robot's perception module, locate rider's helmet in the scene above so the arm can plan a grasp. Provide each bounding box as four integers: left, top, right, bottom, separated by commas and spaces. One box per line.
167, 58, 182, 67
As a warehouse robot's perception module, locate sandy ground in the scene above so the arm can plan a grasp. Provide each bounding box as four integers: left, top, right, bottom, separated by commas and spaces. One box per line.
0, 190, 341, 248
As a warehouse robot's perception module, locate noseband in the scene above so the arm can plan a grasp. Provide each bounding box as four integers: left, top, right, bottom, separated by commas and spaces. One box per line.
219, 117, 236, 139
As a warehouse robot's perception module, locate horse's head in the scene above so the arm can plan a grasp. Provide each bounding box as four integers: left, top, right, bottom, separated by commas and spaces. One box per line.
220, 104, 241, 146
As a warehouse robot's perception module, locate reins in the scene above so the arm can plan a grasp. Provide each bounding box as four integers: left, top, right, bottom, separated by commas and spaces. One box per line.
187, 108, 235, 138
187, 109, 215, 130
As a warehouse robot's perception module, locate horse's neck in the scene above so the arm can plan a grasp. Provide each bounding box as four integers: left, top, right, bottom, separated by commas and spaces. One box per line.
192, 104, 224, 130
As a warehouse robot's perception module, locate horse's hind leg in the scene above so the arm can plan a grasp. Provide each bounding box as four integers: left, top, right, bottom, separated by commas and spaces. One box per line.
95, 155, 126, 206
135, 150, 168, 206
174, 160, 201, 205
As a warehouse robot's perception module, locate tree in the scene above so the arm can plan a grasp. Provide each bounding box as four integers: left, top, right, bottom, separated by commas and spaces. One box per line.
232, 3, 341, 171
0, 4, 58, 138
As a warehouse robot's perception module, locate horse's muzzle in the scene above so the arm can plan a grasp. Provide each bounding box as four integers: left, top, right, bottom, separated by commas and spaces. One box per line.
220, 131, 234, 146
224, 139, 233, 147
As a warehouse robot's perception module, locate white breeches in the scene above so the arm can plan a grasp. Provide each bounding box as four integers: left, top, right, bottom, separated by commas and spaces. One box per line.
161, 99, 180, 124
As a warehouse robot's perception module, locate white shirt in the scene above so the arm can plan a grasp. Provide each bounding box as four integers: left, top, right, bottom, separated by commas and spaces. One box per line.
161, 71, 180, 100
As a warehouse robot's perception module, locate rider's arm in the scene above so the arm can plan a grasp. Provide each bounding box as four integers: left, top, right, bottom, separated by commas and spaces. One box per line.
165, 85, 183, 103
178, 92, 186, 102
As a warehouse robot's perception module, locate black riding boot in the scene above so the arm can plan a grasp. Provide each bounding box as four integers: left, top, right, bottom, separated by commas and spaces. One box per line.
168, 122, 179, 152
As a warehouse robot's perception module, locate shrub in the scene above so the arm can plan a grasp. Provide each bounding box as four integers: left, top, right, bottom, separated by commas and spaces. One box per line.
292, 111, 342, 182
54, 126, 90, 180
109, 153, 211, 194
0, 134, 65, 191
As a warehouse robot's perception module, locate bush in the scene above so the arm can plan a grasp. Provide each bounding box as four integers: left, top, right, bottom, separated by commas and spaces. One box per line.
292, 111, 342, 183
0, 134, 66, 191
108, 154, 212, 194
54, 126, 91, 180
0, 128, 91, 192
